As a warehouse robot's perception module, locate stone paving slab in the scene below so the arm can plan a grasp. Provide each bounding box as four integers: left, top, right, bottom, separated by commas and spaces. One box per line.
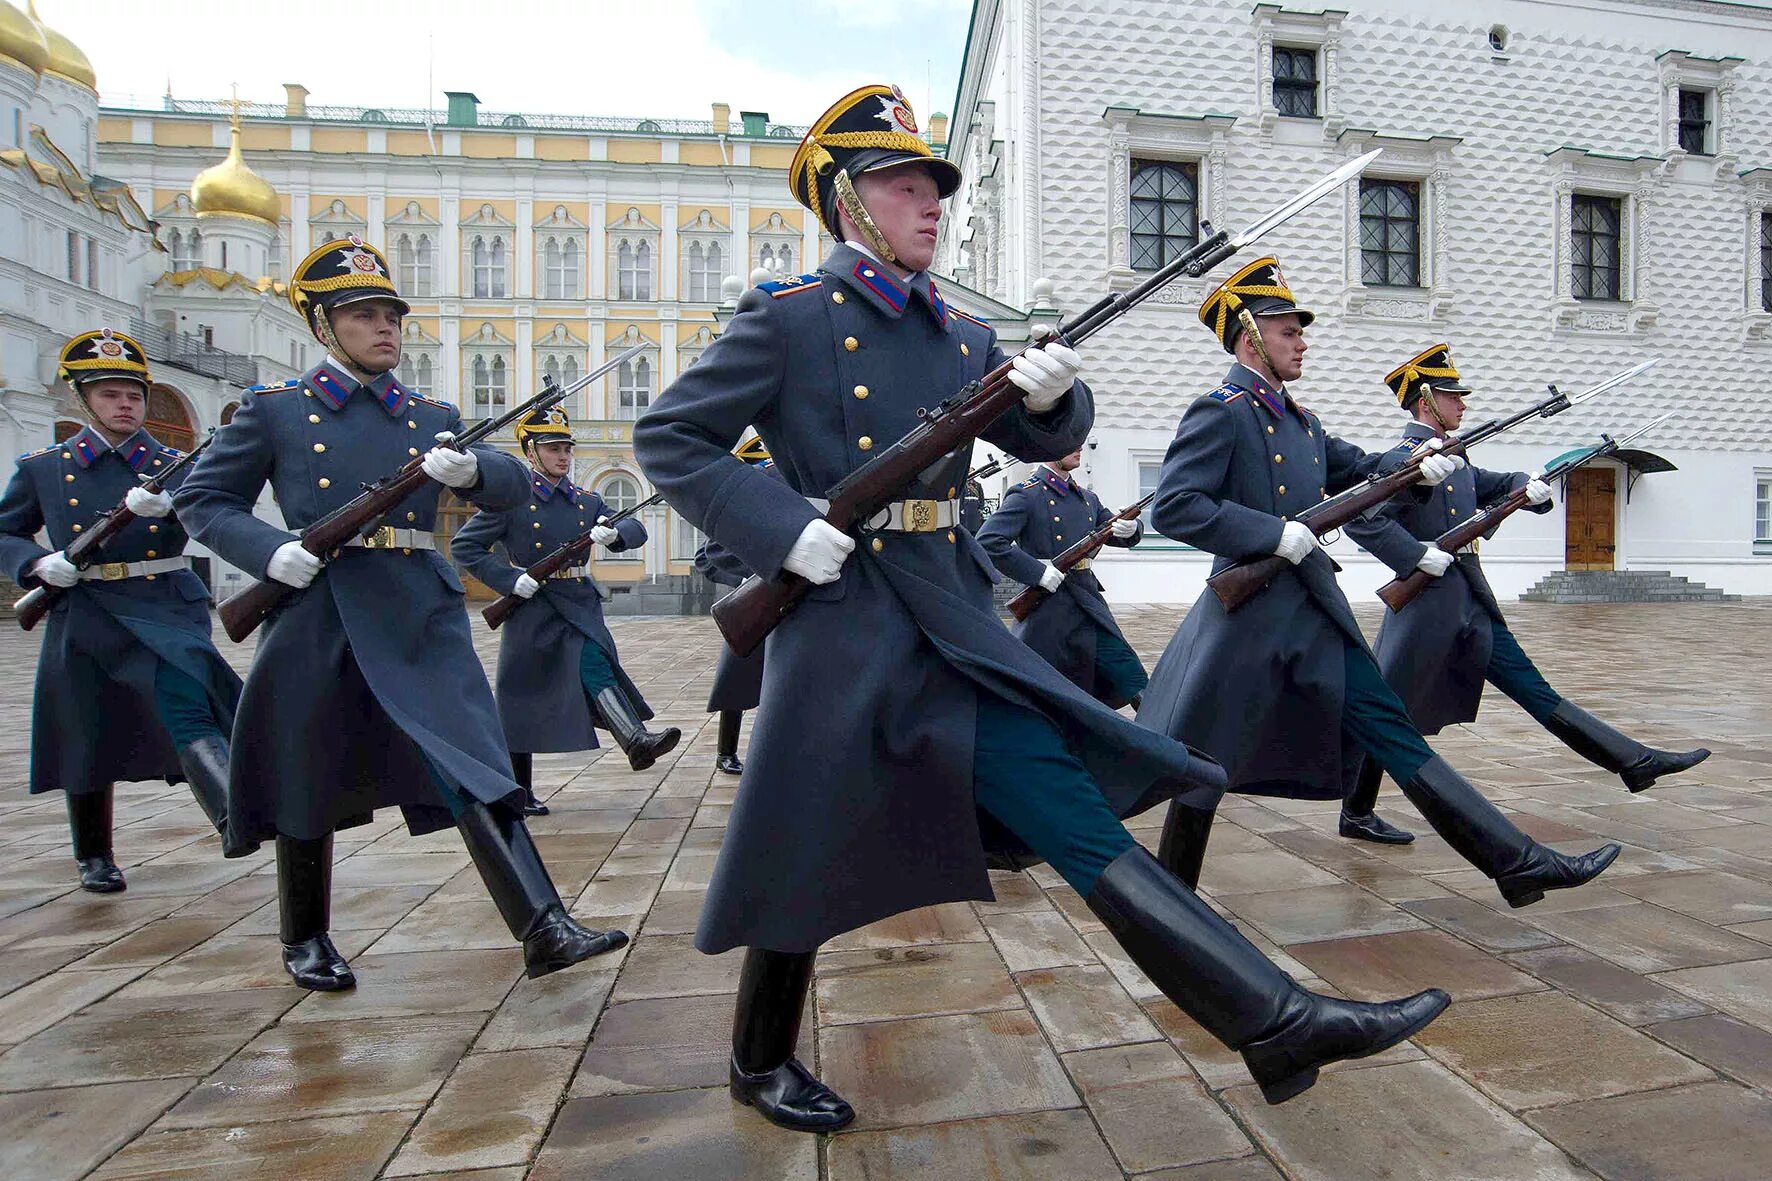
0, 602, 1767, 1177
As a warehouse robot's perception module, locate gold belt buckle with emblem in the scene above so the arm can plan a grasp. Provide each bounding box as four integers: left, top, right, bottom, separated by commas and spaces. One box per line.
98, 562, 129, 581
361, 525, 397, 549
902, 499, 940, 532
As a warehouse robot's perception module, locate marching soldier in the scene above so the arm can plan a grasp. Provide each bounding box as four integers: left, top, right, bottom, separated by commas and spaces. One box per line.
1338, 345, 1710, 842
0, 330, 242, 890
1137, 258, 1620, 905
451, 404, 679, 802
691, 435, 773, 777
978, 447, 1148, 708
637, 84, 1447, 1130
174, 237, 625, 992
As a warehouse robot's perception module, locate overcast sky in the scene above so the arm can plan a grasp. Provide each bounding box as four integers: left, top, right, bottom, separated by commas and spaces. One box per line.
43, 0, 973, 128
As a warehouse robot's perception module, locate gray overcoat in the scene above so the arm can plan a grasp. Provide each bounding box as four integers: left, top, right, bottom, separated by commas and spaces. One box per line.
694, 534, 765, 713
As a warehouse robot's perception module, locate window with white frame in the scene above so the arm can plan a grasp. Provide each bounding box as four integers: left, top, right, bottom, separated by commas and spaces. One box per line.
1678, 89, 1712, 155
470, 235, 508, 298
166, 227, 201, 271
615, 355, 652, 419
84, 237, 98, 290
1571, 194, 1623, 301
398, 353, 435, 397
615, 239, 653, 300
670, 512, 703, 561
469, 354, 508, 414
541, 236, 582, 299
597, 474, 643, 561
395, 232, 435, 296
1129, 158, 1199, 271
1359, 178, 1421, 287
1757, 472, 1772, 552
684, 240, 724, 302
1658, 52, 1740, 161
1137, 460, 1164, 531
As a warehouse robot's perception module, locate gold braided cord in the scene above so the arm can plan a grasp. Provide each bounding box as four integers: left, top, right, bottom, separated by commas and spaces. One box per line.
831, 169, 898, 263
62, 356, 148, 374
296, 273, 398, 294
797, 129, 935, 231
1392, 358, 1459, 404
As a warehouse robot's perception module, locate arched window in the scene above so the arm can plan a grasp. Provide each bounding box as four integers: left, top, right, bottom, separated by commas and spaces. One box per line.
758, 243, 774, 272
635, 241, 652, 300
471, 355, 508, 413
188, 229, 203, 267
599, 473, 640, 512
414, 233, 434, 295
472, 235, 507, 298
543, 238, 562, 298
542, 237, 580, 299
542, 354, 561, 387
562, 239, 580, 297
686, 241, 722, 302
562, 354, 579, 385
777, 244, 792, 273
219, 240, 229, 269
417, 355, 432, 396
615, 356, 652, 420
617, 239, 652, 301
490, 238, 507, 297
145, 384, 196, 452
220, 402, 240, 426
396, 232, 426, 293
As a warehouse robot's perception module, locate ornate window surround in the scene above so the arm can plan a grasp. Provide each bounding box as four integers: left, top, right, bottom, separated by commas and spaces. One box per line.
605, 324, 658, 420
607, 207, 660, 302
677, 324, 714, 373
533, 322, 586, 394
1742, 168, 1772, 343
399, 320, 441, 397
388, 202, 441, 298
461, 203, 515, 300
751, 211, 799, 277
462, 320, 514, 416
1545, 146, 1663, 335
1337, 129, 1460, 323
308, 198, 366, 249
679, 208, 731, 303
1102, 105, 1236, 299
1656, 51, 1743, 178
534, 204, 588, 301
1251, 5, 1347, 138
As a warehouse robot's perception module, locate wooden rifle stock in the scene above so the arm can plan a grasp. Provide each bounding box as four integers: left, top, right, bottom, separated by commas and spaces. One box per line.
1375, 489, 1525, 612
16, 432, 215, 632
1005, 493, 1153, 622
482, 491, 665, 630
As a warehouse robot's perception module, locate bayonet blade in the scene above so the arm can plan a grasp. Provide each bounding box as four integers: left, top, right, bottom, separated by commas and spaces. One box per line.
1568, 357, 1660, 406
1230, 148, 1383, 249
1613, 409, 1677, 447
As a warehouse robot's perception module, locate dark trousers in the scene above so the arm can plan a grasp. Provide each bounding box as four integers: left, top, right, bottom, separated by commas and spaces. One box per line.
1093, 629, 1150, 704
1340, 644, 1436, 786
579, 642, 618, 695
153, 661, 225, 747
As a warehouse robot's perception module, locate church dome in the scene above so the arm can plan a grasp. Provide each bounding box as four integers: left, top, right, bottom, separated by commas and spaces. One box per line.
27, 2, 92, 90
191, 114, 281, 225
0, 1, 49, 78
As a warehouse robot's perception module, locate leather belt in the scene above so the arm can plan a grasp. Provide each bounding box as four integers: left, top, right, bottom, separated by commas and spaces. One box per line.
549, 565, 591, 580
805, 497, 960, 533
337, 527, 436, 552
79, 556, 189, 581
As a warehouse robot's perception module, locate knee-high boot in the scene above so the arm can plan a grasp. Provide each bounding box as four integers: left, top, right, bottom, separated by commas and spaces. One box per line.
592, 688, 682, 772
730, 948, 854, 1132
1087, 846, 1449, 1105
278, 834, 354, 991
175, 734, 253, 857
716, 710, 745, 776
1399, 756, 1619, 907
1542, 702, 1711, 793
1339, 758, 1415, 844
68, 787, 124, 893
454, 800, 627, 978
509, 751, 547, 816
1156, 799, 1215, 890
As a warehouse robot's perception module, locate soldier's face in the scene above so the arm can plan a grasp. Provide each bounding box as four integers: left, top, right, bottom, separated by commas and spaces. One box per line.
1251, 314, 1307, 382
1053, 447, 1083, 471
80, 379, 147, 437
531, 439, 573, 478
329, 299, 404, 373
1419, 389, 1466, 431
853, 163, 942, 273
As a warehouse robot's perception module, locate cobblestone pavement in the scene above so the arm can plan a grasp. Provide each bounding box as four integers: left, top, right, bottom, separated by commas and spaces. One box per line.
2, 600, 1772, 1179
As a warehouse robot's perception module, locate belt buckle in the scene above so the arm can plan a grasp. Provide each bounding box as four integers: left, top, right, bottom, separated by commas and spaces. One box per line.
902, 498, 940, 533
362, 525, 397, 549
1071, 558, 1092, 571
99, 561, 129, 581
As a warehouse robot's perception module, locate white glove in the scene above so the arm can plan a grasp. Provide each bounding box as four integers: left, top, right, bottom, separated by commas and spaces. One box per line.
1008, 342, 1082, 414
421, 436, 479, 489
125, 487, 174, 518
591, 523, 620, 547
1109, 518, 1138, 540
1416, 546, 1454, 577
31, 551, 79, 588
1039, 563, 1066, 593
1415, 437, 1465, 486
1525, 477, 1553, 505
782, 519, 855, 585
1273, 521, 1319, 566
267, 540, 321, 589
513, 572, 540, 599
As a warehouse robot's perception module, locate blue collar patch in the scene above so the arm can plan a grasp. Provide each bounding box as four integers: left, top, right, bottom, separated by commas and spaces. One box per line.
531, 471, 576, 502
852, 258, 908, 313
68, 426, 156, 471
307, 363, 413, 416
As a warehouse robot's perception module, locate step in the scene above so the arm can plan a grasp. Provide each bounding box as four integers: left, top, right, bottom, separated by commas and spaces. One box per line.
1519, 569, 1738, 604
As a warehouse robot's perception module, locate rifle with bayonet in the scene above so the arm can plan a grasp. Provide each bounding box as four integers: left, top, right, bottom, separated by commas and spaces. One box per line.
482, 489, 666, 630
1006, 493, 1155, 622
16, 430, 218, 632
218, 343, 647, 643
1375, 411, 1675, 613
709, 148, 1387, 657
966, 455, 1005, 485
1204, 358, 1661, 613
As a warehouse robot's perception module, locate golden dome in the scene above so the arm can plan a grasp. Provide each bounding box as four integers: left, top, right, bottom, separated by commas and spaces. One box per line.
26, 2, 92, 90
0, 1, 49, 78
192, 113, 281, 225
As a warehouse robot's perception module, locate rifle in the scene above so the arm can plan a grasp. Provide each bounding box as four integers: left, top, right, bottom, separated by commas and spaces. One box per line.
710, 149, 1385, 656
1204, 358, 1661, 613
1006, 493, 1155, 622
482, 489, 666, 630
966, 455, 1005, 485
217, 343, 646, 643
1375, 411, 1674, 612
16, 430, 217, 632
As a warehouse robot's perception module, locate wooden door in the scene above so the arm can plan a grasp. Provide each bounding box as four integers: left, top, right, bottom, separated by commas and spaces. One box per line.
435, 490, 496, 600
1564, 467, 1617, 570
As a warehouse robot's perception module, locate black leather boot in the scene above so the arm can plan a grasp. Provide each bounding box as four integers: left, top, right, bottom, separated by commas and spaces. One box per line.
68, 787, 124, 893
716, 710, 745, 776
509, 751, 548, 816
1398, 756, 1620, 908
1156, 800, 1215, 890
730, 948, 854, 1132
277, 834, 354, 991
1087, 846, 1448, 1105
1339, 758, 1416, 844
592, 687, 681, 772
1543, 701, 1711, 793
455, 800, 627, 978
175, 733, 252, 855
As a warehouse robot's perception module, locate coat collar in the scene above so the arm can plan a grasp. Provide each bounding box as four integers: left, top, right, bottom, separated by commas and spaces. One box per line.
824, 243, 953, 332
1224, 362, 1303, 422
305, 358, 414, 416
67, 425, 158, 472
1038, 465, 1082, 498
1399, 420, 1441, 444
530, 468, 577, 502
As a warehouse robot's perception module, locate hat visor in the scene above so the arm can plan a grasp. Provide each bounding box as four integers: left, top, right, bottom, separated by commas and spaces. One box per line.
327, 289, 412, 317
71, 368, 149, 390
1430, 378, 1472, 393
850, 150, 963, 198
1251, 304, 1315, 329
523, 434, 579, 447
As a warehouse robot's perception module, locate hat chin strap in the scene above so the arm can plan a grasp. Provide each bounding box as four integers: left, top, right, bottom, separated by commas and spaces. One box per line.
832, 168, 900, 266
1236, 307, 1285, 391
1419, 382, 1452, 434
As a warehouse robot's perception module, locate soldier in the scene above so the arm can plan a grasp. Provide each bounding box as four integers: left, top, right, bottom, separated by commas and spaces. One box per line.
637, 84, 1447, 1129
691, 435, 773, 777
0, 330, 242, 890
1137, 258, 1620, 905
451, 404, 679, 804
174, 237, 625, 991
1337, 344, 1711, 842
979, 446, 1148, 708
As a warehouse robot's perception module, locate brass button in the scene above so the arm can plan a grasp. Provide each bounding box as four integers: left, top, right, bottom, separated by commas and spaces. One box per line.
409, 448, 419, 456
60, 451, 70, 458
1313, 456, 1319, 464
402, 547, 412, 555
304, 390, 313, 397
947, 487, 956, 498
408, 420, 417, 429
844, 336, 859, 352
308, 414, 321, 424
831, 291, 845, 304
961, 343, 970, 356
1278, 485, 1286, 495
70, 524, 81, 532
534, 522, 542, 528
145, 549, 156, 558
853, 384, 868, 399
858, 436, 872, 451
1055, 534, 1063, 541
67, 497, 77, 505
1279, 514, 1288, 522
1450, 508, 1458, 516
1053, 516, 1061, 522
313, 443, 326, 453
1266, 425, 1275, 435
406, 512, 417, 522
947, 530, 956, 543
145, 574, 155, 581
1273, 454, 1283, 464
534, 542, 542, 548
1446, 484, 1454, 492
318, 478, 331, 488
63, 473, 73, 482
871, 537, 884, 552
148, 525, 158, 533
530, 504, 538, 512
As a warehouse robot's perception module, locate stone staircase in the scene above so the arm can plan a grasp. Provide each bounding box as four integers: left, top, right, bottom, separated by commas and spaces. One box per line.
1520, 569, 1737, 603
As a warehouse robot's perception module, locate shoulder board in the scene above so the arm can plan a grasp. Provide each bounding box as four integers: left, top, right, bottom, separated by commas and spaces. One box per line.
413, 395, 455, 410
1207, 385, 1244, 404
952, 309, 990, 329
16, 444, 57, 461
758, 273, 821, 298
161, 446, 184, 457
246, 378, 301, 395
1015, 475, 1041, 489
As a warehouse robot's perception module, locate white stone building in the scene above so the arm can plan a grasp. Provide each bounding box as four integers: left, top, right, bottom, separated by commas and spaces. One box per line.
941, 0, 1772, 603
